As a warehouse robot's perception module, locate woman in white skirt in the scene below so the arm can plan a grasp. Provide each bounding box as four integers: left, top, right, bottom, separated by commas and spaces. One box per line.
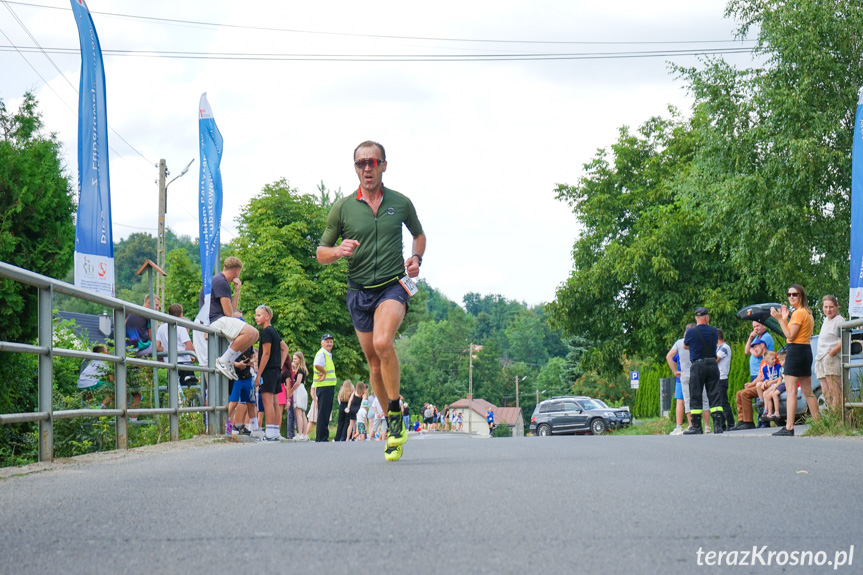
290, 351, 310, 440
815, 295, 844, 411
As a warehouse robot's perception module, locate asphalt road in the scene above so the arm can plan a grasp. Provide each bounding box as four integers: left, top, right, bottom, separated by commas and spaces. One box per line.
1, 430, 862, 575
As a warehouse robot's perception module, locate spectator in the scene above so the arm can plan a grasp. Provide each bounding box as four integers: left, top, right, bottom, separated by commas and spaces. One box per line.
729, 339, 769, 431
370, 393, 387, 441
155, 303, 197, 390
402, 397, 411, 431
228, 347, 263, 439
77, 344, 113, 409
290, 351, 310, 441
682, 307, 722, 435
760, 350, 785, 423
278, 356, 294, 439
755, 351, 780, 410
665, 343, 686, 435
771, 283, 820, 436
345, 381, 368, 441
312, 334, 337, 442
125, 294, 159, 421
716, 329, 734, 431
487, 407, 495, 436
335, 380, 354, 442
360, 398, 372, 440
667, 323, 708, 433
209, 257, 260, 382
354, 398, 369, 441
423, 403, 433, 431
815, 295, 844, 411
745, 321, 775, 376
254, 305, 289, 441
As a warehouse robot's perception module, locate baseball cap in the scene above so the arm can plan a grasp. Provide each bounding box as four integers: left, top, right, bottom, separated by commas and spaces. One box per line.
694, 307, 709, 317
321, 333, 333, 341
751, 338, 766, 346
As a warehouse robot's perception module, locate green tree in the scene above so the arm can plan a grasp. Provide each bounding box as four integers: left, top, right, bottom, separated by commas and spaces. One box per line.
549, 113, 737, 373
113, 232, 156, 289
505, 310, 550, 366
675, 0, 863, 301
398, 314, 472, 408
231, 179, 365, 378
549, 0, 863, 377
0, 92, 75, 343
164, 247, 201, 316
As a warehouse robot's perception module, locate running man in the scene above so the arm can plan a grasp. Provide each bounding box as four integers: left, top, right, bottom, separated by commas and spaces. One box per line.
316, 140, 426, 461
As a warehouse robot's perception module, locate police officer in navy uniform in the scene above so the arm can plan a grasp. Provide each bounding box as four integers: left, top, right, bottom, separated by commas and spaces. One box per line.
682, 307, 723, 435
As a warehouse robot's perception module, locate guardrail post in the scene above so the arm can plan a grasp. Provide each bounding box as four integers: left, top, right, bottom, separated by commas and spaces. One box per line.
207, 332, 219, 435
168, 321, 179, 441
114, 308, 128, 449
842, 324, 850, 425
37, 286, 53, 462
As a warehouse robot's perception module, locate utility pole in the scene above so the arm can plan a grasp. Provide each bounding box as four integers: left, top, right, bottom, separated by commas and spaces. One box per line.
515, 375, 527, 408
468, 342, 473, 435
156, 160, 167, 312
156, 158, 194, 313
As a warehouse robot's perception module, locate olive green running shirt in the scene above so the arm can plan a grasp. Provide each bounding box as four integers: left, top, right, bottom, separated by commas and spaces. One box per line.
320, 186, 424, 287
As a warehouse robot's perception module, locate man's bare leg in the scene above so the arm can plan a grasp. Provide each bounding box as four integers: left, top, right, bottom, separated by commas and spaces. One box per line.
371, 300, 406, 403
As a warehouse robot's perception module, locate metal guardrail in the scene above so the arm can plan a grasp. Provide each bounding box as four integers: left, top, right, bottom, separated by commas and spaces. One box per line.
838, 318, 863, 417
0, 260, 231, 462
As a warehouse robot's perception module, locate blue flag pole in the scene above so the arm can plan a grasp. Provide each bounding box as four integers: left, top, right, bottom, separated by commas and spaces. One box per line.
850, 87, 863, 319
70, 0, 114, 297
194, 93, 223, 324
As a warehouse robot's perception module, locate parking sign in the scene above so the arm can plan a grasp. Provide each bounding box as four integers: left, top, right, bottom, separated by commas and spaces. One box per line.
630, 371, 640, 389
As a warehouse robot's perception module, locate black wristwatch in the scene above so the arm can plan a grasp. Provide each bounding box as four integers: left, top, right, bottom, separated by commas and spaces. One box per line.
412, 254, 423, 266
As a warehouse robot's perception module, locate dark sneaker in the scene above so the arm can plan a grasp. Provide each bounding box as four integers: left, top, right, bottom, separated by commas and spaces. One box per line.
236, 425, 251, 436
729, 421, 756, 431
773, 427, 795, 436
386, 411, 408, 448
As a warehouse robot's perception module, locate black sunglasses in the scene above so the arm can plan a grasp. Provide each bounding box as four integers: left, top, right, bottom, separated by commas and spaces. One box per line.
354, 158, 384, 169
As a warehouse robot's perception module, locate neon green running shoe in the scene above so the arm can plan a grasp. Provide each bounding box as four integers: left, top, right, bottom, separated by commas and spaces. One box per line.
386, 411, 408, 448
384, 443, 403, 461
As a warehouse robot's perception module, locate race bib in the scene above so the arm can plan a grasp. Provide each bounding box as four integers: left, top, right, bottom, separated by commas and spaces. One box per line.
399, 276, 418, 297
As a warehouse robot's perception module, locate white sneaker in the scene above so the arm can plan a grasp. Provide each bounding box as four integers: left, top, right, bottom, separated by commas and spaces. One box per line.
705, 426, 711, 433
250, 429, 265, 439
215, 358, 237, 380
669, 426, 683, 436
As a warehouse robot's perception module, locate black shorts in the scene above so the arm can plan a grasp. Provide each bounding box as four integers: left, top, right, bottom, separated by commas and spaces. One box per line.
346, 281, 410, 333
259, 367, 281, 395
784, 343, 813, 377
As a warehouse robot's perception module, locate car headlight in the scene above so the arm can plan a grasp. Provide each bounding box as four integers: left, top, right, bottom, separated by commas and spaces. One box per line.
603, 412, 615, 418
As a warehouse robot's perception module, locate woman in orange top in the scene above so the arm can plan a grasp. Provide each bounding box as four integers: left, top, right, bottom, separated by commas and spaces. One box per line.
770, 283, 820, 436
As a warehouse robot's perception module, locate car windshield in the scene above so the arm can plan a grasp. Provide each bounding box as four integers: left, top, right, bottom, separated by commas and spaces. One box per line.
578, 399, 605, 410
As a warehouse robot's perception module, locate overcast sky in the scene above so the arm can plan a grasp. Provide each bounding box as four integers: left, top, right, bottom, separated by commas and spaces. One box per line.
0, 0, 757, 307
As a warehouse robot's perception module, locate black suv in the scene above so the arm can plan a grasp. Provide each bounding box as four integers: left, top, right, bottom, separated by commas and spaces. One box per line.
530, 396, 631, 436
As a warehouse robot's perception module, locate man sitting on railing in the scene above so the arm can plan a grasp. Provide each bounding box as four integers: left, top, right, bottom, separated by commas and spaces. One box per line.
208, 257, 259, 381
